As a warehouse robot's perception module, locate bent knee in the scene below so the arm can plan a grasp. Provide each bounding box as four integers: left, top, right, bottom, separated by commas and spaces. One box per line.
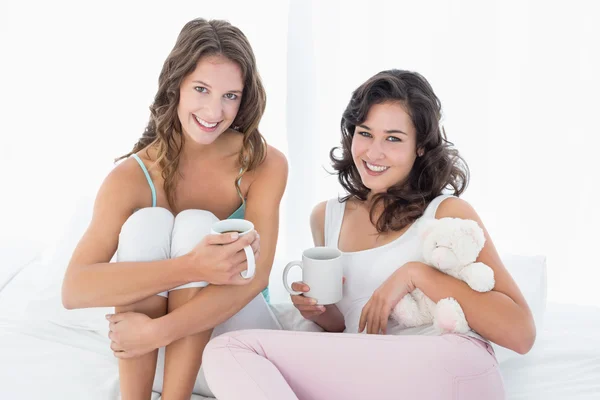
439, 334, 499, 378
205, 330, 268, 356
171, 210, 219, 257
118, 208, 174, 262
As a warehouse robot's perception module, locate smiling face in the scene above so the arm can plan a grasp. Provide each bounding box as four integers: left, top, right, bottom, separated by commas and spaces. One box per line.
176, 54, 244, 145
351, 102, 420, 194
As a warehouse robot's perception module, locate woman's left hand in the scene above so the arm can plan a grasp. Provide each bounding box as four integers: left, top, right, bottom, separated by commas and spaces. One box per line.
359, 262, 419, 334
106, 312, 163, 359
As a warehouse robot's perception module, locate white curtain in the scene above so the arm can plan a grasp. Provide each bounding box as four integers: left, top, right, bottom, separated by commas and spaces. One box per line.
2, 0, 599, 306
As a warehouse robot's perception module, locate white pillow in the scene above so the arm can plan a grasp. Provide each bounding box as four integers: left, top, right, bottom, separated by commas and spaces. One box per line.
26, 195, 114, 332
490, 253, 547, 363
0, 239, 45, 322
0, 239, 43, 293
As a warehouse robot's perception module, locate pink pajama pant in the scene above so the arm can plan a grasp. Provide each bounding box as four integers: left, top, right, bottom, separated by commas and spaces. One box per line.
202, 329, 505, 400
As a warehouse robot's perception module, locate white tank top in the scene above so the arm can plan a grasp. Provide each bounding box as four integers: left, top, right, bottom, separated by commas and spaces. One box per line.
325, 194, 487, 341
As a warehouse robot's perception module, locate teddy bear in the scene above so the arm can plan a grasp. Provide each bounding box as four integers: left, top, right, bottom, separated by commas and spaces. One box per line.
391, 217, 495, 334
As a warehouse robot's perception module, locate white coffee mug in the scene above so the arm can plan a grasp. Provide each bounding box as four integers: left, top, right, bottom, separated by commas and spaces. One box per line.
211, 219, 255, 279
283, 247, 343, 305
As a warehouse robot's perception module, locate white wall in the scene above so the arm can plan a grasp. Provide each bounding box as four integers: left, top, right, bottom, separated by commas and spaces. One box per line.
0, 0, 289, 242
1, 0, 599, 306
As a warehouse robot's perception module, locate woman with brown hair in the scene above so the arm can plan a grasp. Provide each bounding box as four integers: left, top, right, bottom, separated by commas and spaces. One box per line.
202, 69, 535, 399
61, 18, 287, 399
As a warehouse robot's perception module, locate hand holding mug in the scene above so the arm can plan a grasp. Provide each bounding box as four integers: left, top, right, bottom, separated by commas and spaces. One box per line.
289, 281, 326, 320
283, 247, 343, 305
187, 219, 259, 285
290, 277, 346, 321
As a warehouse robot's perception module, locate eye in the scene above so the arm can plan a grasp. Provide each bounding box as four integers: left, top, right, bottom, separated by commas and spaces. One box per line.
224, 93, 238, 100
357, 131, 372, 138
386, 136, 402, 142
194, 86, 208, 93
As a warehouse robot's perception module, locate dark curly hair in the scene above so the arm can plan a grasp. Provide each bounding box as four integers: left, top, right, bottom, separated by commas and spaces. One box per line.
330, 69, 469, 233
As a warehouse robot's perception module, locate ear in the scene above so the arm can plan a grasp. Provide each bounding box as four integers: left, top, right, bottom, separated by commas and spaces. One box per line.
460, 219, 486, 249
417, 148, 424, 157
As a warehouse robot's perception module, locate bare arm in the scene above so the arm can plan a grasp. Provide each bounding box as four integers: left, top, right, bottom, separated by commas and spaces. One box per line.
412, 197, 536, 354
61, 160, 197, 309
152, 147, 288, 346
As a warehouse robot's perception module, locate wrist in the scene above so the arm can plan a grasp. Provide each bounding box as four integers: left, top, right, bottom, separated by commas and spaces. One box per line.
177, 253, 203, 284
151, 316, 175, 348
315, 305, 345, 332
407, 261, 430, 290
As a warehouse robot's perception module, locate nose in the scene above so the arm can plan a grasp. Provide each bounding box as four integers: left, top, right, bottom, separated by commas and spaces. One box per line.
365, 138, 385, 161
204, 96, 224, 122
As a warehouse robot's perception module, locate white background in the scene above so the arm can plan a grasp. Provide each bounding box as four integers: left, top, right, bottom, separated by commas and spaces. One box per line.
1, 0, 599, 306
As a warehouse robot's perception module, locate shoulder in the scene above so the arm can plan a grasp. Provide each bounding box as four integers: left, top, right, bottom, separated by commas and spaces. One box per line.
104, 157, 145, 191
434, 196, 480, 221
97, 156, 150, 212
310, 200, 328, 230
260, 145, 288, 173
310, 200, 328, 246
247, 145, 288, 200
252, 145, 288, 184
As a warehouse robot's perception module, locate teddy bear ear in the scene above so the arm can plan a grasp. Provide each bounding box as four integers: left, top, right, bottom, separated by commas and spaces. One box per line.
460, 219, 486, 248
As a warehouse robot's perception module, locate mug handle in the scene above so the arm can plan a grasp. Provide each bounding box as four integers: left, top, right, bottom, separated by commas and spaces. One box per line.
282, 261, 303, 295
241, 245, 255, 279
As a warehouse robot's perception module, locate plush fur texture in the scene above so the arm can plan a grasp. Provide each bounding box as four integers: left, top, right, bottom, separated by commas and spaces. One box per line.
392, 218, 495, 333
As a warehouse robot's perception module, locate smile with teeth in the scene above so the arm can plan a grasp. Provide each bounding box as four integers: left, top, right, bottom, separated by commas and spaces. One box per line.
363, 160, 390, 172
194, 115, 219, 128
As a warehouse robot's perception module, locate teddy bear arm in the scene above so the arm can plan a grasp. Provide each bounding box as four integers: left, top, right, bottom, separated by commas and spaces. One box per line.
392, 292, 433, 328
458, 262, 495, 292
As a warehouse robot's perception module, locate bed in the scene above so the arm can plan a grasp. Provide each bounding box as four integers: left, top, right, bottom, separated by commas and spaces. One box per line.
0, 233, 599, 399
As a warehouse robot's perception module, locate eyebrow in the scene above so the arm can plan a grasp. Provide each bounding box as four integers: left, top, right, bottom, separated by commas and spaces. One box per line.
192, 80, 243, 94
358, 124, 408, 136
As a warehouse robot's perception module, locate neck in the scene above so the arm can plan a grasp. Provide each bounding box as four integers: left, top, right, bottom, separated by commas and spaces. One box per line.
356, 193, 384, 216
178, 131, 233, 165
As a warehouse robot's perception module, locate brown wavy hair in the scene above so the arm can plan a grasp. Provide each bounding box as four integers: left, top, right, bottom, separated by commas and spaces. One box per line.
117, 18, 267, 207
330, 69, 469, 233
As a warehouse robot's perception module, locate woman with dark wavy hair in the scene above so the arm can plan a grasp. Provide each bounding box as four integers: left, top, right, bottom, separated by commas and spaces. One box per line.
202, 70, 534, 399
61, 18, 287, 399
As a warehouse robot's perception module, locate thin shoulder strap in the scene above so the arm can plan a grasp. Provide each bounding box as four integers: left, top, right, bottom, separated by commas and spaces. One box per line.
324, 198, 345, 248
237, 168, 245, 203
131, 154, 157, 207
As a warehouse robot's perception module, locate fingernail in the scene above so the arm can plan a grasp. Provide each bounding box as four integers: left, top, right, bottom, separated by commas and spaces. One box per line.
310, 298, 317, 305
231, 233, 239, 240
105, 314, 112, 320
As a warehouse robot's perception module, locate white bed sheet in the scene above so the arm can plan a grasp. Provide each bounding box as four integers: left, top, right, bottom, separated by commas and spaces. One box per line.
0, 264, 599, 399
500, 303, 600, 399
0, 318, 215, 400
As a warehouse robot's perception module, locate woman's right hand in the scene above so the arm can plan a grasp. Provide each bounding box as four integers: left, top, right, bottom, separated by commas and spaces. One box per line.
186, 230, 260, 285
290, 282, 327, 320
290, 280, 346, 332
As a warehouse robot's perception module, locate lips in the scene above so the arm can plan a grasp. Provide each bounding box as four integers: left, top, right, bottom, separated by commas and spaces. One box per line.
193, 115, 221, 132
362, 160, 390, 176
